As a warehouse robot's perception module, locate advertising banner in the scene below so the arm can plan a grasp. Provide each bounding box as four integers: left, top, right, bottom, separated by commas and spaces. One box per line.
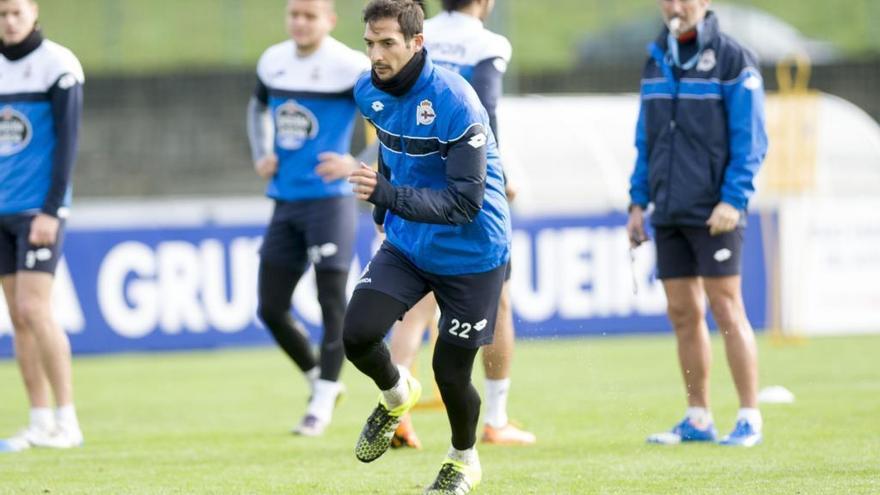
779, 197, 880, 335
0, 209, 768, 357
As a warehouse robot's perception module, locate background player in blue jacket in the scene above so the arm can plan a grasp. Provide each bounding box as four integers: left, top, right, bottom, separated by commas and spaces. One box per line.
0, 0, 84, 452
626, 0, 768, 448
246, 0, 370, 437
344, 0, 510, 492
388, 0, 535, 450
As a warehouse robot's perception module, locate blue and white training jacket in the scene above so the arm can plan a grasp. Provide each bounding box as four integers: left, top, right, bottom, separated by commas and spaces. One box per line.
355, 53, 511, 276
0, 33, 83, 217
629, 11, 768, 227
253, 37, 370, 201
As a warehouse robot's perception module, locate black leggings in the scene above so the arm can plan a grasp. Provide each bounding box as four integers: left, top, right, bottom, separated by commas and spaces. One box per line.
257, 260, 348, 382
343, 289, 481, 450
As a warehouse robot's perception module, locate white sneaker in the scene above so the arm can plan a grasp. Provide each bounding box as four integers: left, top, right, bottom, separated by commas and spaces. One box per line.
292, 414, 328, 437
0, 425, 55, 453
33, 424, 83, 449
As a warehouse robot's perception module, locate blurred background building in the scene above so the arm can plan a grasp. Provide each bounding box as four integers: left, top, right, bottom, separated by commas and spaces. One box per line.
31, 0, 880, 198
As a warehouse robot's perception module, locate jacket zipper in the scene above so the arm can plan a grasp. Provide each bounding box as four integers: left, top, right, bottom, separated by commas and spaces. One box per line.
665, 75, 679, 217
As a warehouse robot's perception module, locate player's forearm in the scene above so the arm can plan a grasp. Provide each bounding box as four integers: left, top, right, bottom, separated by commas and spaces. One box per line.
720, 159, 761, 210
369, 143, 487, 226
371, 153, 392, 226
246, 97, 273, 163
629, 103, 651, 208
43, 80, 83, 217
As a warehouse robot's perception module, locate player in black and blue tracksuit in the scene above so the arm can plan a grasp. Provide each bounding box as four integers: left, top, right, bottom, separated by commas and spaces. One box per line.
344, 1, 509, 492
246, 0, 371, 437
0, 1, 84, 451
627, 7, 768, 448
382, 0, 536, 449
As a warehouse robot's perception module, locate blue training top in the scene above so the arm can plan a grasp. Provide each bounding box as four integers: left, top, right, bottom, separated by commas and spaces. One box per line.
254, 37, 370, 201
355, 53, 511, 276
1, 33, 83, 217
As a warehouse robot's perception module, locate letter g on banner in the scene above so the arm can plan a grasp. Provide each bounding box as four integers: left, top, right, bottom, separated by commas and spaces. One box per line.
97, 241, 159, 339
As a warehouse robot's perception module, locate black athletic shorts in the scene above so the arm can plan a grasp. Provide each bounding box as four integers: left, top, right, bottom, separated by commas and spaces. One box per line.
355, 241, 507, 349
0, 213, 66, 276
259, 196, 357, 272
654, 225, 743, 279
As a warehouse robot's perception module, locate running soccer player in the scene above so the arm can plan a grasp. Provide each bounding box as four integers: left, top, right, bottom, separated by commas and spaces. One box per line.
246, 0, 370, 437
0, 0, 85, 452
344, 0, 510, 492
389, 0, 536, 450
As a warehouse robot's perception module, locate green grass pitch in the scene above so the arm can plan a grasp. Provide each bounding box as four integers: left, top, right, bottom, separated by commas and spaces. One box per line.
1, 334, 878, 494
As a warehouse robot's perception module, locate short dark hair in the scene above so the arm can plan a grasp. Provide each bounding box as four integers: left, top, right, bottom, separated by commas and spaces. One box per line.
362, 0, 425, 40
441, 0, 476, 11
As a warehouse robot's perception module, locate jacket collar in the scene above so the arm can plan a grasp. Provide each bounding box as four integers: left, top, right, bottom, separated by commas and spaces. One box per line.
371, 48, 435, 98
410, 49, 435, 95
653, 10, 720, 52
0, 28, 44, 62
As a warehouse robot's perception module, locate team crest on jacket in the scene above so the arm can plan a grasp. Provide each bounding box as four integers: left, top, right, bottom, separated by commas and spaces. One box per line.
697, 49, 716, 72
275, 100, 319, 150
0, 106, 32, 157
417, 100, 436, 126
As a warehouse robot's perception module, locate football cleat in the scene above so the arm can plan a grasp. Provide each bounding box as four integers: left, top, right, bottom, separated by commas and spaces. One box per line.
391, 412, 422, 449
647, 417, 717, 445
481, 422, 536, 445
295, 382, 345, 436
424, 457, 482, 495
355, 374, 422, 463
718, 419, 762, 447
292, 414, 328, 437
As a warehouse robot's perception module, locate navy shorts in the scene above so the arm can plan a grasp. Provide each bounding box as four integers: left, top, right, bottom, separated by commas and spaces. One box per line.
260, 196, 357, 272
355, 242, 507, 349
0, 213, 66, 276
654, 225, 743, 279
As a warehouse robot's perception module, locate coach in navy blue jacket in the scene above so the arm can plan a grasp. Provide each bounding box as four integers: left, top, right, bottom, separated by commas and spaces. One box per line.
627, 0, 768, 448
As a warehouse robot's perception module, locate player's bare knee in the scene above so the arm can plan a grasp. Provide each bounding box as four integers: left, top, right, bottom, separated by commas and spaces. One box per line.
666, 301, 703, 332
6, 304, 27, 331
14, 297, 50, 331
708, 295, 744, 330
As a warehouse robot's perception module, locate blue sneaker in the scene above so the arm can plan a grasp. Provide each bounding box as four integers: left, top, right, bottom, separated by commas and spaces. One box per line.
647, 417, 717, 445
719, 419, 762, 447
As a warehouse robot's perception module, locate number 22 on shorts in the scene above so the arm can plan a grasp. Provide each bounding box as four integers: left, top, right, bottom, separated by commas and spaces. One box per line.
448, 318, 488, 340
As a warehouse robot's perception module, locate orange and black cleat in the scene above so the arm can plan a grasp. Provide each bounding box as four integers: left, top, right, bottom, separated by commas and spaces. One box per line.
390, 412, 422, 449
481, 422, 537, 446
